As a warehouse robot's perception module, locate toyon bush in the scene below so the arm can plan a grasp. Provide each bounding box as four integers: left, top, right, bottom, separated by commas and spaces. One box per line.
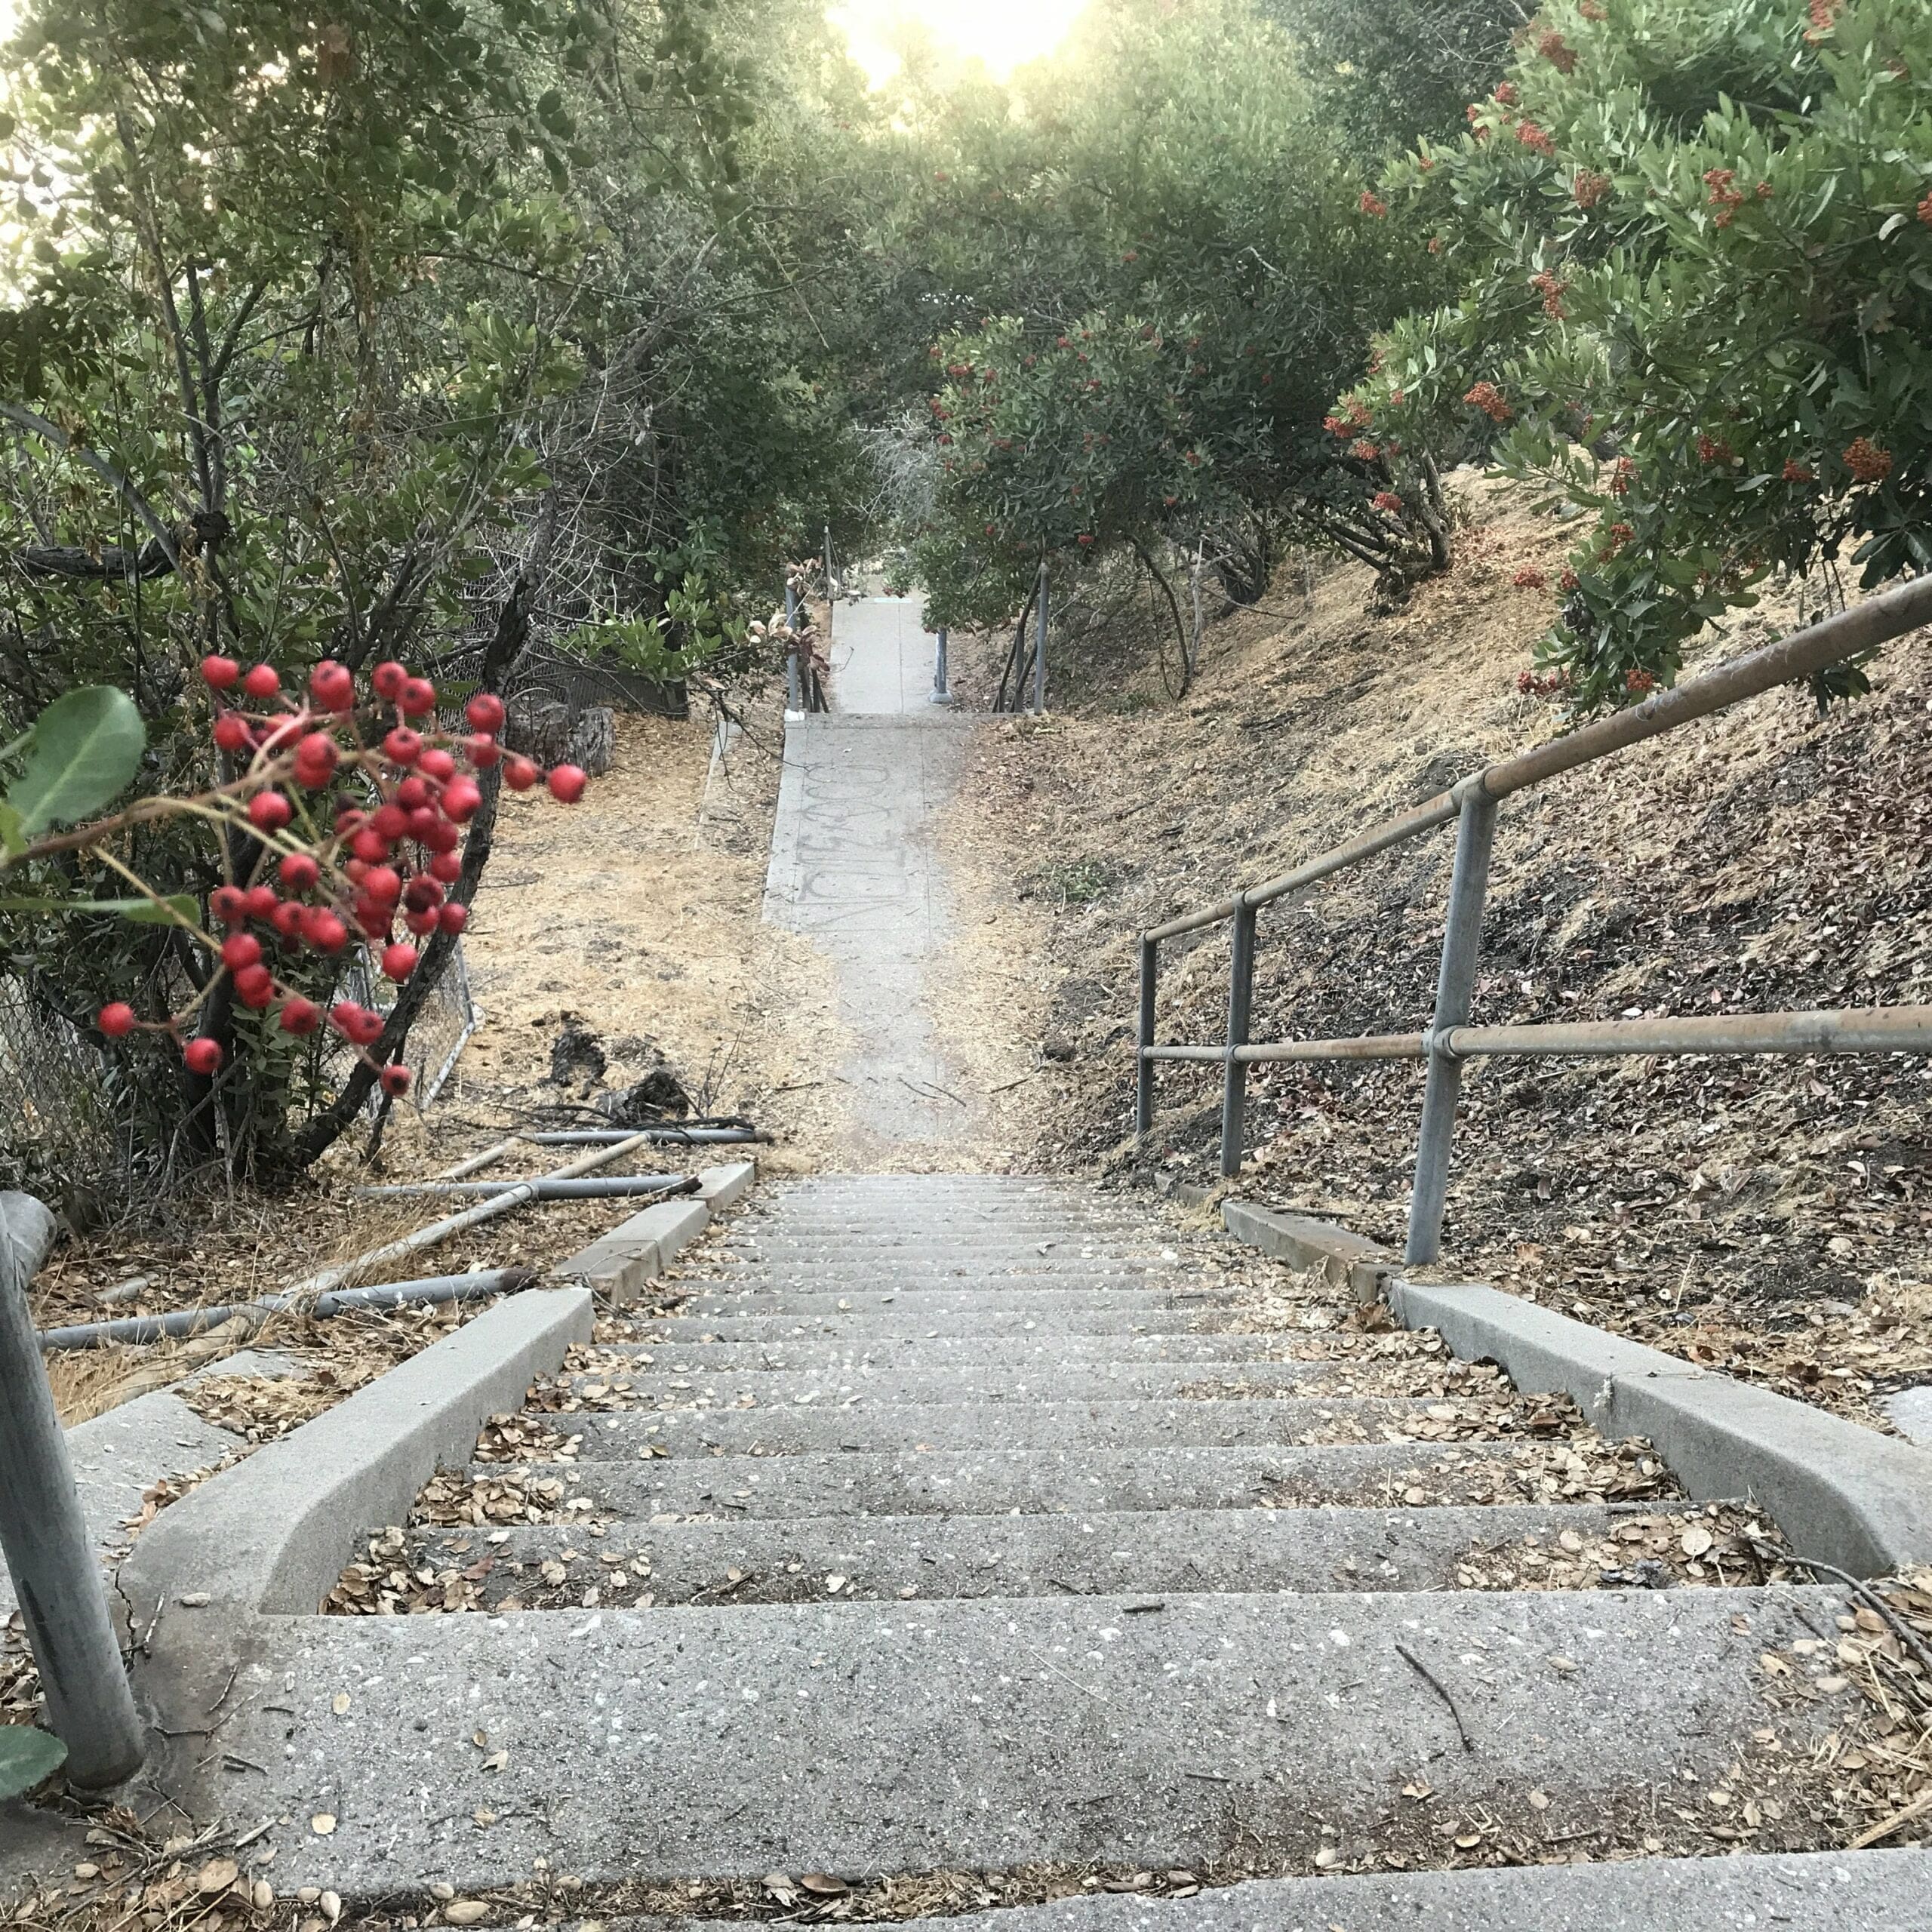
1330, 0, 1932, 709
0, 659, 581, 1186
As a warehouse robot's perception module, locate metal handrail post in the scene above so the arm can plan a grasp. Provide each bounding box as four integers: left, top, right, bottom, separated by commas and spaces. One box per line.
1032, 564, 1048, 715
1406, 792, 1499, 1263
1220, 902, 1257, 1177
932, 627, 950, 704
1135, 936, 1158, 1135
0, 1195, 145, 1786
783, 580, 802, 714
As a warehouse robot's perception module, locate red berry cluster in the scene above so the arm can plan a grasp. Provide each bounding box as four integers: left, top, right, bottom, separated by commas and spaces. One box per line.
1783, 457, 1814, 484
1702, 168, 1748, 228
1695, 432, 1734, 466
1512, 566, 1548, 589
1358, 191, 1388, 219
1607, 457, 1638, 497
1531, 270, 1568, 318
1516, 122, 1557, 160
1372, 490, 1404, 513
1537, 31, 1578, 74
1843, 436, 1894, 485
1463, 380, 1512, 423
100, 655, 587, 1078
1573, 169, 1611, 209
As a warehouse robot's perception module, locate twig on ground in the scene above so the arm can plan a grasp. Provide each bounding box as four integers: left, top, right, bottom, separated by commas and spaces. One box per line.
1394, 1640, 1474, 1751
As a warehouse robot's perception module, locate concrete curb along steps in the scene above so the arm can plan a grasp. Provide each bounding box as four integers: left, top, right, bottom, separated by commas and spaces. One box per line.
118, 1287, 591, 1802
639, 1850, 1932, 1932
1220, 1199, 1932, 1577
552, 1159, 755, 1303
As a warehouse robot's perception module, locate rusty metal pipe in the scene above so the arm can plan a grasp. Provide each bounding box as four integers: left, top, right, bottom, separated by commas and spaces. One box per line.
1444, 1006, 1932, 1060
1478, 574, 1932, 801
1232, 1033, 1429, 1063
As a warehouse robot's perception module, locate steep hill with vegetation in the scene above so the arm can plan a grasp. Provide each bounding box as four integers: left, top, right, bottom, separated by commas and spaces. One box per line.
953, 478, 1932, 1430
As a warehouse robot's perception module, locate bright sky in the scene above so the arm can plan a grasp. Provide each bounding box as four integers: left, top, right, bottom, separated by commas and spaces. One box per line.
830, 0, 1089, 85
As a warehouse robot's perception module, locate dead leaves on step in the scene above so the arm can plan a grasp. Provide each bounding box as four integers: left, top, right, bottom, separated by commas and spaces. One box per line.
1449, 1504, 1786, 1592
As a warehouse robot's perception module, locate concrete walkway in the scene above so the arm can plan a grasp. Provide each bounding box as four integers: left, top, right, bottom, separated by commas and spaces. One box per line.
764, 596, 974, 1158
827, 592, 940, 715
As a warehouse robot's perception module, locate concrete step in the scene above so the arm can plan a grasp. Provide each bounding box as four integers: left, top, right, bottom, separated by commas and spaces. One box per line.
549, 1393, 1444, 1458
657, 1291, 1241, 1327
578, 1332, 1305, 1371
657, 1267, 1213, 1298
705, 1257, 1188, 1278
561, 1361, 1330, 1409
499, 1436, 1666, 1519
626, 1300, 1247, 1337
410, 1500, 1645, 1605
669, 1855, 1932, 1932
248, 1583, 1850, 1890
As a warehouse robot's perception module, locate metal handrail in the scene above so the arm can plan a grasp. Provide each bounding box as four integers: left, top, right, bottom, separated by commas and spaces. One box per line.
1134, 571, 1932, 1266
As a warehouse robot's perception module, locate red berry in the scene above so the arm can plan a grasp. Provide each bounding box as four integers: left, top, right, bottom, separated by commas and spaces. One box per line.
334, 807, 367, 835
344, 859, 369, 887
403, 804, 435, 841
403, 875, 445, 912
270, 901, 306, 941
98, 1001, 137, 1038
381, 941, 417, 982
292, 733, 338, 787
211, 885, 249, 925
213, 712, 253, 754
183, 1036, 224, 1076
306, 909, 349, 954
437, 901, 469, 936
280, 852, 320, 894
371, 660, 408, 700
405, 908, 438, 937
234, 963, 275, 1008
350, 827, 392, 863
418, 747, 456, 782
467, 734, 501, 770
248, 789, 293, 832
420, 817, 460, 854
428, 851, 463, 884
354, 898, 391, 939
380, 1063, 413, 1097
503, 755, 540, 792
278, 996, 321, 1035
383, 727, 422, 766
371, 802, 410, 841
244, 884, 278, 920
201, 654, 242, 691
441, 777, 483, 823
465, 693, 506, 734
399, 677, 437, 716
546, 764, 587, 804
364, 865, 403, 906
396, 776, 431, 811
309, 660, 355, 710
221, 932, 263, 972
242, 663, 281, 700
329, 1001, 368, 1040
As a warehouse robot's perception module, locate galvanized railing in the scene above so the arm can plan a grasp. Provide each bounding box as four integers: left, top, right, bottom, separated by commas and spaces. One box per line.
1134, 572, 1932, 1266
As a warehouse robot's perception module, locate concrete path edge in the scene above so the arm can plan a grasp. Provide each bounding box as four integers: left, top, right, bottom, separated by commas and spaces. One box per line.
119, 1287, 590, 1792
1219, 1201, 1932, 1577
551, 1159, 755, 1303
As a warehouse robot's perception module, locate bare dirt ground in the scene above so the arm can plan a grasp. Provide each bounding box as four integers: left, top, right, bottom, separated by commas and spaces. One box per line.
32, 694, 838, 1423
941, 475, 1932, 1434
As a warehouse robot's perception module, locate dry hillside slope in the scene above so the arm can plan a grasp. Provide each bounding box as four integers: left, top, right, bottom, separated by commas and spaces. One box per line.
956, 480, 1932, 1432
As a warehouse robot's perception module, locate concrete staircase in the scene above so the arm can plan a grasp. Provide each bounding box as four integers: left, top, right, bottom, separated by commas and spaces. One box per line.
258, 1171, 1932, 1923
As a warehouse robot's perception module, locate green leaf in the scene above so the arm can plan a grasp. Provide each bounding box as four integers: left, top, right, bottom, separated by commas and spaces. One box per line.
0, 1727, 65, 1800
8, 688, 145, 839
0, 894, 193, 924
0, 803, 22, 860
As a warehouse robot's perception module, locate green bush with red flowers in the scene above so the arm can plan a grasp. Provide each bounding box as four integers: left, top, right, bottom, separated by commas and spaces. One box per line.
1336, 0, 1932, 709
